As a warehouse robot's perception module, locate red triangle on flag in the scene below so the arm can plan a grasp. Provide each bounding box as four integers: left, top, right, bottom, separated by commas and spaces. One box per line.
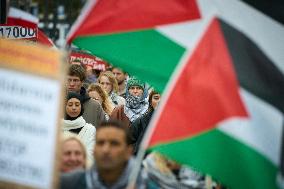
149, 18, 248, 147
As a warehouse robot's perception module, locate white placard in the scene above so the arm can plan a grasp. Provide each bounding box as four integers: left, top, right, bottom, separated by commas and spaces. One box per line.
0, 68, 61, 189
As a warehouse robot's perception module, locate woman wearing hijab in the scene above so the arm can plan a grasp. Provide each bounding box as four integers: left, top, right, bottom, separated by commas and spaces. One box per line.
131, 90, 161, 154
110, 77, 149, 127
62, 92, 96, 165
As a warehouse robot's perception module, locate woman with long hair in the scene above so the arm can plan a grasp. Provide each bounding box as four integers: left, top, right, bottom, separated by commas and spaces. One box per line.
97, 71, 125, 106
87, 83, 115, 118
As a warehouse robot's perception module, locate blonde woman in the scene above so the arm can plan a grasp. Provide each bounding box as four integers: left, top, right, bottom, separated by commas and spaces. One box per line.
97, 71, 125, 106
60, 134, 87, 173
87, 83, 115, 118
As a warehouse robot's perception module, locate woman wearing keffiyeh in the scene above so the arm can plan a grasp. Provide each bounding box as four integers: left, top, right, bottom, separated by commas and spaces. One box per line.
110, 77, 149, 127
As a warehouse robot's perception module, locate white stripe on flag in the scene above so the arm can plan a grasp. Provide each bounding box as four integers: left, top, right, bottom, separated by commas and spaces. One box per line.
218, 88, 283, 166
9, 7, 39, 24
156, 19, 204, 49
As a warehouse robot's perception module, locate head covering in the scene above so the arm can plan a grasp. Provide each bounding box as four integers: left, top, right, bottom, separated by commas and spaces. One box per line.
127, 77, 145, 91
126, 77, 148, 99
65, 92, 84, 120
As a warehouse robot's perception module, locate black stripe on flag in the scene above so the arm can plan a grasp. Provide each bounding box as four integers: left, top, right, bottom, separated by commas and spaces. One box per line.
242, 1, 284, 25
219, 19, 284, 114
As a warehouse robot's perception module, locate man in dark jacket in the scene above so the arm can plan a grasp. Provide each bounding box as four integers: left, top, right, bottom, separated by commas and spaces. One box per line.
67, 64, 105, 127
60, 120, 146, 189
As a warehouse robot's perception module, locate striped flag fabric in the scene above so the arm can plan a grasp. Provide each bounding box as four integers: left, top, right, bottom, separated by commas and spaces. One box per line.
68, 0, 284, 188
146, 1, 284, 189
67, 0, 201, 92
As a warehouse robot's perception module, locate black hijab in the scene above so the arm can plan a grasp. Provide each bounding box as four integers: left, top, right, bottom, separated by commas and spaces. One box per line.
65, 92, 84, 120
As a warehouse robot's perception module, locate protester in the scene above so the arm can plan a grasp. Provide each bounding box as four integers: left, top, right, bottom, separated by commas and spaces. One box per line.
110, 77, 149, 127
62, 92, 96, 165
60, 120, 146, 189
98, 71, 125, 106
85, 65, 98, 84
60, 133, 87, 173
112, 67, 128, 98
131, 90, 161, 154
87, 83, 115, 119
143, 152, 208, 189
67, 64, 106, 126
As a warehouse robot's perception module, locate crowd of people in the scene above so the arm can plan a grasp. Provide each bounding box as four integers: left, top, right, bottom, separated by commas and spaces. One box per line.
59, 61, 220, 189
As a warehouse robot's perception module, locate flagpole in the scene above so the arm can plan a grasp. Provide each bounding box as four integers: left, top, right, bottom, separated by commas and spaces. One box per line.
127, 141, 147, 189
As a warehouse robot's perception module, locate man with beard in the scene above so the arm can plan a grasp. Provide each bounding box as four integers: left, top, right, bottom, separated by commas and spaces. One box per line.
112, 67, 128, 98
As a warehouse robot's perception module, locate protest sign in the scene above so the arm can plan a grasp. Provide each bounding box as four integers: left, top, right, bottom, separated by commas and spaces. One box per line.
70, 51, 108, 71
0, 39, 64, 189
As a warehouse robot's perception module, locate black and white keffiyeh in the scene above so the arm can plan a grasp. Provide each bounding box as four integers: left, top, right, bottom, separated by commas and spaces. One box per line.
124, 94, 148, 122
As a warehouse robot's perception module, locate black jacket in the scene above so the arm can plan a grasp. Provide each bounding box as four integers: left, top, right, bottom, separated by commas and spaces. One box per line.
131, 110, 154, 154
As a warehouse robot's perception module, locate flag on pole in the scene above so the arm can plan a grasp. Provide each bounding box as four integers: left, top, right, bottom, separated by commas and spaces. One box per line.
67, 0, 201, 92
145, 1, 284, 189
68, 0, 284, 188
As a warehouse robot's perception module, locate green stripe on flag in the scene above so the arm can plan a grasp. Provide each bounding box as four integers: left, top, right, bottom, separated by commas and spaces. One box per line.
150, 129, 278, 189
73, 30, 185, 92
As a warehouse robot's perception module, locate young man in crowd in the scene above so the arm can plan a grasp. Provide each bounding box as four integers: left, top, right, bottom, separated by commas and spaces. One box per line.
112, 67, 128, 98
67, 64, 105, 126
60, 120, 146, 189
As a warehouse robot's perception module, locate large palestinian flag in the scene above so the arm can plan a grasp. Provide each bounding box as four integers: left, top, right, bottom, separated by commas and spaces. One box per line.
145, 1, 284, 189
68, 0, 284, 188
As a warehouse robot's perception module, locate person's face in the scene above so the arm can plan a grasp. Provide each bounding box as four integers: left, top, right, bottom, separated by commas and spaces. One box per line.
89, 90, 103, 104
151, 94, 161, 110
66, 98, 81, 118
61, 139, 86, 173
99, 76, 112, 95
67, 75, 82, 93
112, 68, 126, 85
129, 86, 143, 97
94, 127, 132, 171
86, 66, 94, 77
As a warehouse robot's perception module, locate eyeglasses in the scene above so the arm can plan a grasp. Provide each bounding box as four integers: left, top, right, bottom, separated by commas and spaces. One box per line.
67, 78, 81, 83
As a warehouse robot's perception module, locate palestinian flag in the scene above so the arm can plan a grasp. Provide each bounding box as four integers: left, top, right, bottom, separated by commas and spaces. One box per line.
145, 1, 284, 189
67, 0, 201, 92
68, 0, 284, 188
